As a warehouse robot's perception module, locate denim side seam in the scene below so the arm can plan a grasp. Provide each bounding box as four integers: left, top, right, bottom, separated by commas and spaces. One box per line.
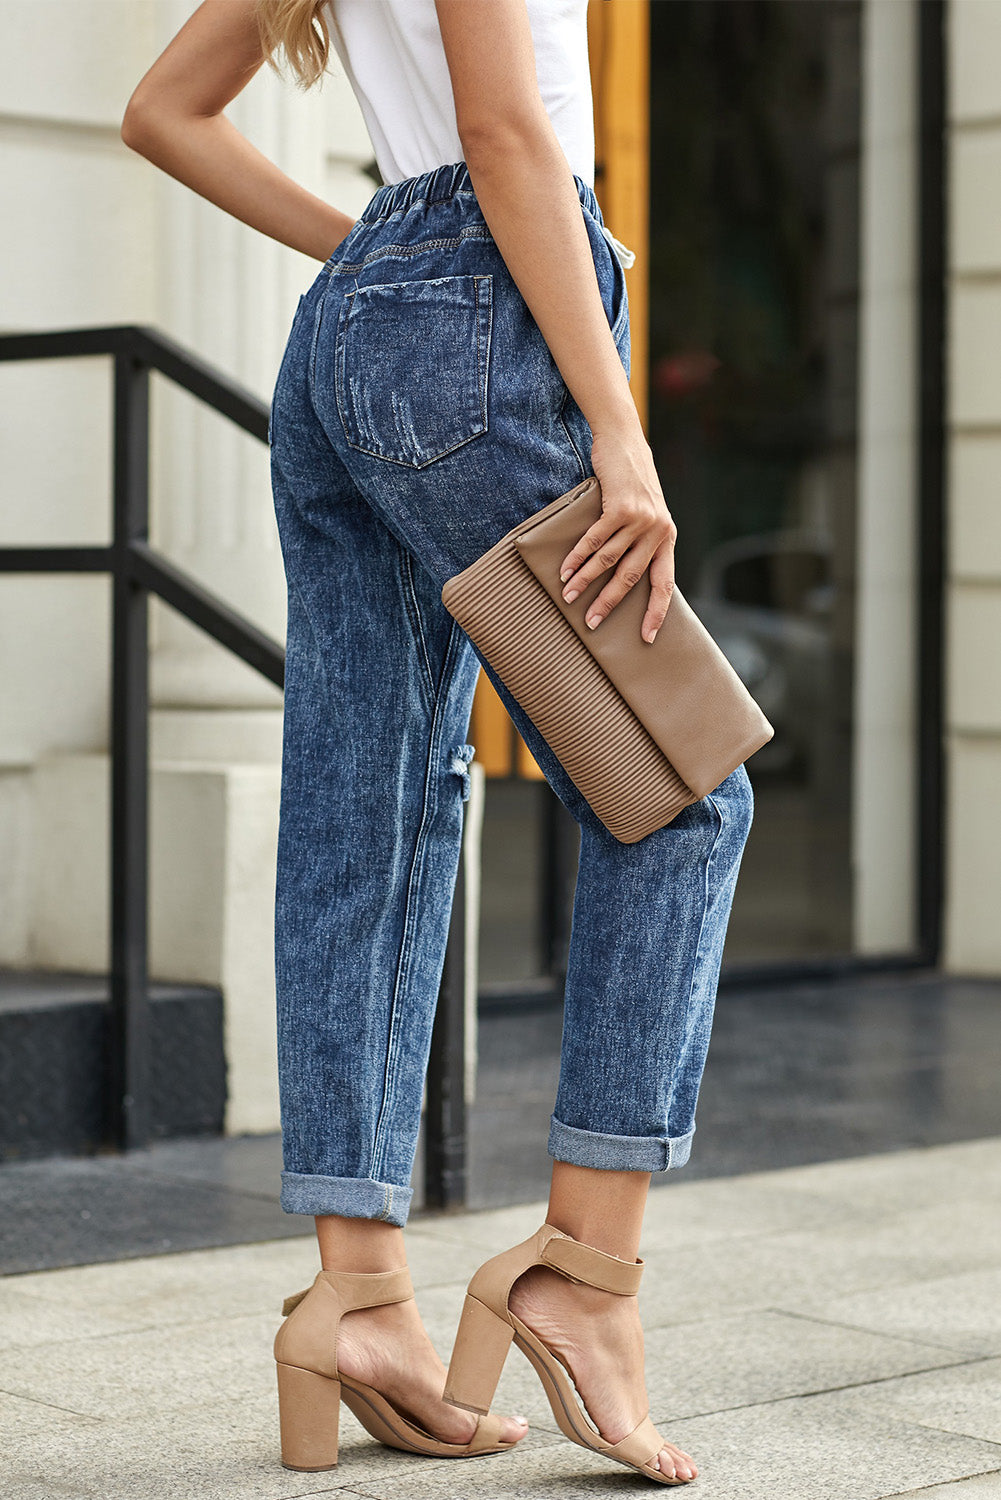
548, 1114, 696, 1173
557, 387, 588, 484
662, 792, 727, 1133
369, 618, 472, 1181
399, 548, 437, 710
280, 1171, 413, 1225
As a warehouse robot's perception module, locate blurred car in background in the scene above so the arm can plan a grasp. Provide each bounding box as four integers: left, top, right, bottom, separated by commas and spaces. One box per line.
689, 529, 835, 776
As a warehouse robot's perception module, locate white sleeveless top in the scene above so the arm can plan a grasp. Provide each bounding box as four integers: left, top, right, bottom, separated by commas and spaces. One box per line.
321, 0, 595, 188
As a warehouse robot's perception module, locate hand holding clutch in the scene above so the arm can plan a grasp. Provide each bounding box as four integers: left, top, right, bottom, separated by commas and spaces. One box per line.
442, 475, 774, 843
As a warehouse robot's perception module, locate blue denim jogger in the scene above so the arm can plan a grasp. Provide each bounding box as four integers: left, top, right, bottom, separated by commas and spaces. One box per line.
268, 162, 755, 1227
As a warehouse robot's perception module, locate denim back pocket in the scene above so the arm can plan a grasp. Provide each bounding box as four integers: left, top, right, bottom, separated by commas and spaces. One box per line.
333, 274, 493, 469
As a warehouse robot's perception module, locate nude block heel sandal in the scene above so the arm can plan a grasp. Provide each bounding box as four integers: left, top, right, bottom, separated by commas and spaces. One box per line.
443, 1223, 691, 1486
274, 1266, 517, 1472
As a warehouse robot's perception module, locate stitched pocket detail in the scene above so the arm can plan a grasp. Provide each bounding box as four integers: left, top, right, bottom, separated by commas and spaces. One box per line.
332, 274, 493, 469
606, 235, 630, 342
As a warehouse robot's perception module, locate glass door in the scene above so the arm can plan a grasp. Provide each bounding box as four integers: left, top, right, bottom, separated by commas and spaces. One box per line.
647, 0, 922, 965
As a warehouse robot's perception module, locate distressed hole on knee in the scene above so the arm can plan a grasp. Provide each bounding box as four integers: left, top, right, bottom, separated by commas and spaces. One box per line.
448, 743, 475, 802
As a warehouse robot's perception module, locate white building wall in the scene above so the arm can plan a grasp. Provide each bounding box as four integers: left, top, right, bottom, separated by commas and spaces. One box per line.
0, 1, 376, 1128
944, 0, 1001, 974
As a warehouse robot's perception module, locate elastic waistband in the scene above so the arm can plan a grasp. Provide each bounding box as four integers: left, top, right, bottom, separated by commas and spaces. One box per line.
359, 159, 602, 226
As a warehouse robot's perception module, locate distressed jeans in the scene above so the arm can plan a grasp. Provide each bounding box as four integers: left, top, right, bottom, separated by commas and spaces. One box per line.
269, 162, 755, 1227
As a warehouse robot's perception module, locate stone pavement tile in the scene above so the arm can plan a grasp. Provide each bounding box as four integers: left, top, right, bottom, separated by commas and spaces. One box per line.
734, 1138, 1001, 1217
331, 1387, 1001, 1500
827, 1356, 1001, 1447
786, 1266, 1001, 1358
636, 1197, 1000, 1327
397, 1226, 503, 1291
5, 1385, 502, 1500
0, 1281, 140, 1351
6, 1471, 102, 1500
0, 1238, 319, 1336
407, 1202, 552, 1256
634, 1233, 871, 1326
786, 1194, 1001, 1290
644, 1311, 966, 1423
890, 1474, 1001, 1498
661, 1389, 1001, 1500
643, 1173, 876, 1245
0, 1311, 280, 1419
0, 1389, 99, 1439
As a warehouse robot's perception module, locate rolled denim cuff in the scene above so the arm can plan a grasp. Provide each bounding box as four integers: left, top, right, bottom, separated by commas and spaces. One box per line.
280, 1171, 413, 1226
548, 1115, 695, 1173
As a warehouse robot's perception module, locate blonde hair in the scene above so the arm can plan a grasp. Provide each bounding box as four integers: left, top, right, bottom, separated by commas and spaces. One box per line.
256, 0, 331, 91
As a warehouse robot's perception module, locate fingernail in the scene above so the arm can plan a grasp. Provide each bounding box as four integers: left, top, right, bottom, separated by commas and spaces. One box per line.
560, 570, 572, 583
644, 628, 657, 644
564, 589, 579, 604
586, 613, 601, 629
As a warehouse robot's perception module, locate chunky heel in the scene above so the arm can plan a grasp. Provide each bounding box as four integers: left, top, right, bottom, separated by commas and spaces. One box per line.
274, 1266, 518, 1468
277, 1362, 341, 1472
444, 1294, 515, 1414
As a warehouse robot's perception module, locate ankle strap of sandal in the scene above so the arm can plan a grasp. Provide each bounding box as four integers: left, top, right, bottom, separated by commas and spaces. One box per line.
539, 1225, 644, 1295
317, 1265, 414, 1313
282, 1265, 414, 1319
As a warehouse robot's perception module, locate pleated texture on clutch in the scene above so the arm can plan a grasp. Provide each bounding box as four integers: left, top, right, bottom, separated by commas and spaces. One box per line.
442, 476, 774, 844
442, 542, 695, 845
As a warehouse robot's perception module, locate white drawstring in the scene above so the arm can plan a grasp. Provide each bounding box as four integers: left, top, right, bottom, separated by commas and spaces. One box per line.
600, 224, 636, 269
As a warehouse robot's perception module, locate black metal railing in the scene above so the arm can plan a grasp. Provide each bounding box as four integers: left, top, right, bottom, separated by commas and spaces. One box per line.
0, 323, 466, 1208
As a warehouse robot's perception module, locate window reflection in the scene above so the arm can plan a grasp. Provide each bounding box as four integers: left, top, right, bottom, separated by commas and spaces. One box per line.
649, 0, 862, 961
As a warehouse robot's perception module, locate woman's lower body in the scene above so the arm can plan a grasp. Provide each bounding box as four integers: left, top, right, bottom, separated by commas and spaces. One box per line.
268, 160, 754, 1481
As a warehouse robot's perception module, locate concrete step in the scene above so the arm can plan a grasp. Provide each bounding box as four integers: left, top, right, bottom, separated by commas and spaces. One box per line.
0, 971, 225, 1162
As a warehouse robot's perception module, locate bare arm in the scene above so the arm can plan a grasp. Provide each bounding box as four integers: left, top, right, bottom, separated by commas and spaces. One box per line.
120, 0, 354, 263
436, 0, 676, 640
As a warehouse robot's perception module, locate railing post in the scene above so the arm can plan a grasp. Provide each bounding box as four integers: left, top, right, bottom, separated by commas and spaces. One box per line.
424, 862, 467, 1210
109, 348, 151, 1150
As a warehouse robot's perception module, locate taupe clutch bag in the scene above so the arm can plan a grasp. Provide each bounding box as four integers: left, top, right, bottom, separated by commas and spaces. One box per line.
441, 475, 774, 843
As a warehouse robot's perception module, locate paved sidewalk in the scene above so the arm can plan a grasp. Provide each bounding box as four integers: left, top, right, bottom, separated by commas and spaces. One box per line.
4, 1137, 1001, 1500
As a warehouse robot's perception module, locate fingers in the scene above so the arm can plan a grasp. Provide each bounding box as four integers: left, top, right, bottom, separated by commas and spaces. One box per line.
641, 542, 676, 643
559, 519, 622, 597
580, 540, 657, 631
561, 508, 676, 599
560, 506, 677, 642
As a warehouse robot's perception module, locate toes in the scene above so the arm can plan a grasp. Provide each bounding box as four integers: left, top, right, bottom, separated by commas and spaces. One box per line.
657, 1444, 697, 1481
657, 1447, 677, 1479
499, 1414, 529, 1445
